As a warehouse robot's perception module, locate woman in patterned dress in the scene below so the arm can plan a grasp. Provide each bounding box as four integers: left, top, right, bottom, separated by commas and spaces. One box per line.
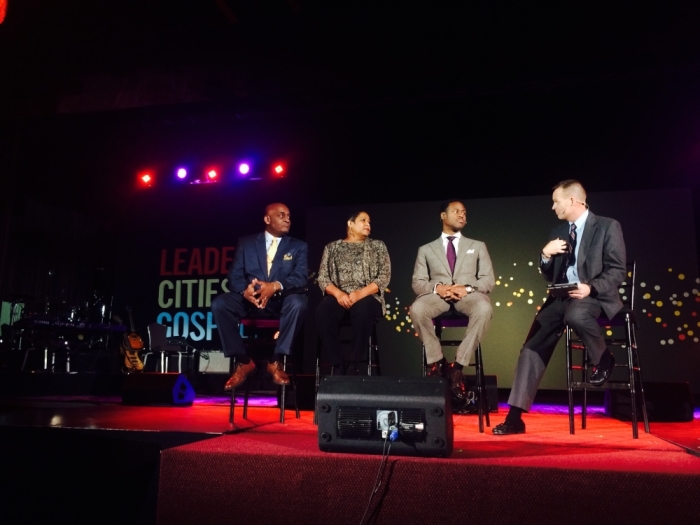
316, 211, 391, 374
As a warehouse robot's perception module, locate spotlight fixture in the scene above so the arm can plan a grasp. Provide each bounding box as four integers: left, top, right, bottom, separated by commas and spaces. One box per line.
238, 163, 250, 175
176, 168, 188, 179
273, 163, 285, 177
207, 169, 218, 180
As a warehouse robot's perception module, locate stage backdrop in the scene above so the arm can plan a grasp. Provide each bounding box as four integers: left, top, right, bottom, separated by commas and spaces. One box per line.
304, 188, 700, 392
120, 188, 699, 393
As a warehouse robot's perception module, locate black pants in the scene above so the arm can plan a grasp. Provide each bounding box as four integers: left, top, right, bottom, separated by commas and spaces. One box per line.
316, 295, 382, 367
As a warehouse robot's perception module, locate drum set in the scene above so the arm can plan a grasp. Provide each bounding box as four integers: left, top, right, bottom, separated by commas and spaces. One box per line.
2, 293, 125, 373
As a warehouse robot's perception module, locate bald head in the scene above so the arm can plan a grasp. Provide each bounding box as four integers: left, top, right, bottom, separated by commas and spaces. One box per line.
264, 203, 291, 237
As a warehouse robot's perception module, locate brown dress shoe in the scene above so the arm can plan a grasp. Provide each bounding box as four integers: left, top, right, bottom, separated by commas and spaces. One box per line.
266, 361, 290, 385
224, 360, 256, 391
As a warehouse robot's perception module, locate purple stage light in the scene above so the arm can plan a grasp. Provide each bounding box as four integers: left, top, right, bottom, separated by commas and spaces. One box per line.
238, 163, 250, 175
176, 168, 187, 179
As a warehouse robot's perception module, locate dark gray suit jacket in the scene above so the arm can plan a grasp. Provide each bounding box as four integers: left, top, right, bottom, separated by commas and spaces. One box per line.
541, 212, 626, 319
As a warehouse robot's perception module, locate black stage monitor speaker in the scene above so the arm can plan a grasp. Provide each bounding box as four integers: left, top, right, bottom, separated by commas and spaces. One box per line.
122, 373, 195, 407
317, 376, 453, 458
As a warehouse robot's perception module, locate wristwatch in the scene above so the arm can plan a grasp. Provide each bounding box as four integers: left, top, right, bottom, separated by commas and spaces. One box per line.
465, 285, 477, 294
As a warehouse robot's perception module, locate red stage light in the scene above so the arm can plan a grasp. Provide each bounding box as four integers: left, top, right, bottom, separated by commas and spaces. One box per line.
141, 173, 152, 184
272, 163, 286, 177
207, 169, 218, 180
0, 1, 7, 24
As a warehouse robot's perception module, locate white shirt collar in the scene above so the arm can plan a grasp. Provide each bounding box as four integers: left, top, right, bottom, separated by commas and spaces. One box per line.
441, 231, 462, 241
572, 209, 589, 230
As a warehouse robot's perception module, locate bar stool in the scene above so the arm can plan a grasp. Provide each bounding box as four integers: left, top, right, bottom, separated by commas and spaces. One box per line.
566, 261, 650, 438
229, 317, 300, 424
422, 311, 490, 433
313, 319, 380, 424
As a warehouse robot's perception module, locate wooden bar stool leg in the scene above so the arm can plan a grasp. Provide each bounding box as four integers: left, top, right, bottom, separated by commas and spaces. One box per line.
242, 375, 251, 420
314, 356, 320, 425
582, 349, 588, 430
566, 326, 575, 435
372, 326, 381, 376
280, 356, 287, 423
291, 357, 300, 419
476, 345, 490, 429
475, 344, 485, 433
630, 321, 650, 434
625, 314, 639, 439
229, 356, 237, 424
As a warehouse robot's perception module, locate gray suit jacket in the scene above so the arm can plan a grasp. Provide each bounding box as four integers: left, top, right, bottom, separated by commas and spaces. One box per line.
541, 212, 626, 319
412, 236, 495, 297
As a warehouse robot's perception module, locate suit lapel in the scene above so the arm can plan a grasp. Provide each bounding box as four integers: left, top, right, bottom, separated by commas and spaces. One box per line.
453, 237, 472, 277
255, 233, 268, 278
428, 237, 451, 276
577, 212, 597, 276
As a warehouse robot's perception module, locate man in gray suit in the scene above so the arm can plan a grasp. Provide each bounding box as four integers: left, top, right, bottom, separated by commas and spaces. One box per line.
411, 200, 495, 400
493, 180, 626, 435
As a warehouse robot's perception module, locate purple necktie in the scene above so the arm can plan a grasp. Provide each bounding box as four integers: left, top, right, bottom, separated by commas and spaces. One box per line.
446, 236, 457, 274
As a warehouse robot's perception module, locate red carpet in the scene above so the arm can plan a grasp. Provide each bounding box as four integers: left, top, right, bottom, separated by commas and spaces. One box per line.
157, 408, 700, 525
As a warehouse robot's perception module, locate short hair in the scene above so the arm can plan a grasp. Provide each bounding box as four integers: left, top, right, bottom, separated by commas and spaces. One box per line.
552, 180, 587, 201
439, 200, 464, 214
348, 211, 368, 222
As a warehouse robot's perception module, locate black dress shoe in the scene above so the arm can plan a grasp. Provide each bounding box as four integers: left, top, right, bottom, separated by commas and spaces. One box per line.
589, 354, 615, 386
447, 364, 467, 400
492, 419, 526, 435
426, 360, 444, 377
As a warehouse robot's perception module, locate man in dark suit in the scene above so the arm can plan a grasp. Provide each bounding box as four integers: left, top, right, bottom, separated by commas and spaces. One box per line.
493, 180, 626, 435
211, 203, 308, 391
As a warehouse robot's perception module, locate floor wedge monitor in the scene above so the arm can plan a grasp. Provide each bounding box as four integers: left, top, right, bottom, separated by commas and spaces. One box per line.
317, 375, 453, 458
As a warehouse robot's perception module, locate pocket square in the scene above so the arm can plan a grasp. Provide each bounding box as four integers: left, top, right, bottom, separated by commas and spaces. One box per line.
467, 249, 475, 254
283, 253, 293, 260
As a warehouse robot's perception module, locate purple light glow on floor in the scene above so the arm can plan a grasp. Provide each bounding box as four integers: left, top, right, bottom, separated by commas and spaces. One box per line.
194, 395, 278, 407
499, 402, 606, 416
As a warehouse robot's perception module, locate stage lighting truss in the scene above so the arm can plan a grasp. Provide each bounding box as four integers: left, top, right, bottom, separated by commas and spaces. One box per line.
138, 160, 289, 187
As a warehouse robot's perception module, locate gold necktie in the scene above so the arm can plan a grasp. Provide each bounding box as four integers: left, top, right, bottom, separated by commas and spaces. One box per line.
267, 238, 278, 274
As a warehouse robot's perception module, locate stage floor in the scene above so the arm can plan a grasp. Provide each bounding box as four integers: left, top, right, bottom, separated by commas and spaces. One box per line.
1, 393, 699, 465
1, 394, 699, 525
